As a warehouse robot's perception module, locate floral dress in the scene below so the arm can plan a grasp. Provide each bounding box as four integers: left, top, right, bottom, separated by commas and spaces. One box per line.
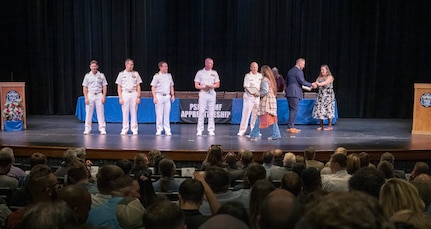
312, 76, 335, 119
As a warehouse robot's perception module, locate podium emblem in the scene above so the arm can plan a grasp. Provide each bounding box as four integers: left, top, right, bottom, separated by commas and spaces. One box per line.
420, 93, 431, 108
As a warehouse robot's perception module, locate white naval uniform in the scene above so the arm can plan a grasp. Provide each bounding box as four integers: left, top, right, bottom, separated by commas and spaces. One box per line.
115, 70, 142, 134
82, 71, 108, 133
237, 72, 262, 135
194, 68, 220, 134
150, 72, 174, 135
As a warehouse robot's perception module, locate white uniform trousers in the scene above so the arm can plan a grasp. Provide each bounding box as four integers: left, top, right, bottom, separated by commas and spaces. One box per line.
85, 93, 106, 132
155, 93, 171, 134
237, 95, 259, 135
121, 91, 139, 133
197, 92, 216, 133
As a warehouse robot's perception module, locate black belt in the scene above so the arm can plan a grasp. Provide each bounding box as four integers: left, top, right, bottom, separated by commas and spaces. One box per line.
157, 93, 168, 96
93, 92, 101, 95
126, 90, 136, 93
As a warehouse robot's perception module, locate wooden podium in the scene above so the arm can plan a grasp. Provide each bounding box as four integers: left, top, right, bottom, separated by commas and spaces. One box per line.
412, 83, 431, 135
0, 82, 27, 130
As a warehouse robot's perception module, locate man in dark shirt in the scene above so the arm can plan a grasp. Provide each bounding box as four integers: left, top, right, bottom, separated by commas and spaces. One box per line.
179, 179, 210, 229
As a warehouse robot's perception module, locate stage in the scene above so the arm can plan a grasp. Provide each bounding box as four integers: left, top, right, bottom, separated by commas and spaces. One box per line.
1, 115, 431, 167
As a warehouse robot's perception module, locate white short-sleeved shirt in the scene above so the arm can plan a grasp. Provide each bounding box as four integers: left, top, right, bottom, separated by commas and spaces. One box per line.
82, 71, 108, 94
194, 68, 220, 95
150, 72, 174, 94
243, 72, 262, 98
115, 70, 142, 92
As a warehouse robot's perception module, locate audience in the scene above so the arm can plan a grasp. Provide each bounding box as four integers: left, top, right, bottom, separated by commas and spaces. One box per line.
377, 160, 395, 179
55, 148, 78, 177
58, 184, 92, 224
268, 151, 292, 182
0, 150, 18, 189
380, 152, 407, 179
409, 162, 430, 182
216, 201, 250, 227
358, 151, 376, 168
115, 159, 133, 175
280, 172, 302, 196
224, 152, 244, 186
0, 147, 25, 181
249, 180, 275, 229
199, 214, 249, 229
19, 201, 79, 229
380, 178, 425, 218
304, 147, 324, 170
346, 153, 361, 174
143, 200, 186, 229
321, 153, 351, 192
178, 178, 210, 229
201, 145, 224, 170
152, 158, 182, 192
67, 158, 98, 194
390, 209, 431, 229
348, 167, 386, 199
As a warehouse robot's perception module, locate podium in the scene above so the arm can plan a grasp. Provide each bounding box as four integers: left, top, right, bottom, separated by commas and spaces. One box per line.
412, 83, 431, 135
0, 82, 27, 130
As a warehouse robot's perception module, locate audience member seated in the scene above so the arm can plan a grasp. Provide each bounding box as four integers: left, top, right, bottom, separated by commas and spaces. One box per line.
55, 148, 78, 177
0, 150, 18, 189
0, 147, 25, 181
295, 154, 305, 165
249, 180, 275, 229
143, 200, 186, 229
262, 150, 274, 173
7, 164, 60, 229
272, 149, 284, 167
152, 158, 182, 192
201, 145, 224, 170
292, 161, 306, 178
233, 164, 266, 191
199, 214, 249, 229
116, 159, 133, 175
300, 167, 322, 195
348, 167, 386, 199
280, 172, 302, 197
390, 209, 431, 229
178, 178, 211, 229
131, 153, 151, 178
74, 147, 93, 168
359, 151, 376, 168
346, 153, 361, 174
18, 152, 47, 188
224, 152, 244, 186
199, 166, 245, 216
67, 158, 98, 194
379, 178, 425, 218
380, 152, 407, 179
295, 191, 394, 229
268, 152, 292, 182
320, 147, 347, 175
258, 189, 301, 229
409, 162, 430, 182
410, 181, 431, 217
148, 149, 162, 170
87, 165, 145, 229
304, 147, 324, 170
321, 153, 351, 192
19, 201, 79, 229
236, 149, 255, 170
377, 160, 395, 179
58, 184, 92, 224
216, 201, 250, 227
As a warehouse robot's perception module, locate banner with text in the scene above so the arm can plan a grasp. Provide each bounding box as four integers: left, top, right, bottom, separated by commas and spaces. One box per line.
180, 99, 232, 124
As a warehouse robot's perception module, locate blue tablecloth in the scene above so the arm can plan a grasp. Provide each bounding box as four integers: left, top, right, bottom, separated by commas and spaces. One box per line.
75, 96, 337, 124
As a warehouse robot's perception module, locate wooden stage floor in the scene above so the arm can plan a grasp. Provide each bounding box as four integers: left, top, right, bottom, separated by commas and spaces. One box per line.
1, 115, 431, 163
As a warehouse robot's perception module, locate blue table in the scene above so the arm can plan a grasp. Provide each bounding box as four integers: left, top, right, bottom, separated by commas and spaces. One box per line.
75, 96, 337, 124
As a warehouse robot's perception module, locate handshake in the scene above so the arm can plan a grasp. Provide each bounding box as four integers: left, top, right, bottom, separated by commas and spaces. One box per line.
302, 83, 318, 91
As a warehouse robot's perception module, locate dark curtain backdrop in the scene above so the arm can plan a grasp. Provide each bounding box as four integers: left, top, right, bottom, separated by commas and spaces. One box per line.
0, 0, 430, 118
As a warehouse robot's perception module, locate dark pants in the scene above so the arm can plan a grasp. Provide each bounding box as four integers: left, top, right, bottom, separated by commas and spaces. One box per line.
287, 97, 299, 128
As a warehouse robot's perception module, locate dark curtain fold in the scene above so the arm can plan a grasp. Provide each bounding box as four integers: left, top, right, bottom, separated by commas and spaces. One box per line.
0, 0, 430, 118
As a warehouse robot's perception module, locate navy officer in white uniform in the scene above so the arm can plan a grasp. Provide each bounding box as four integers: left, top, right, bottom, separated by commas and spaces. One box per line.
150, 61, 175, 136
115, 58, 142, 135
82, 60, 107, 135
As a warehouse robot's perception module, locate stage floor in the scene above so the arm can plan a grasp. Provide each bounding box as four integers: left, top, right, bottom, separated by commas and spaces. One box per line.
1, 115, 430, 154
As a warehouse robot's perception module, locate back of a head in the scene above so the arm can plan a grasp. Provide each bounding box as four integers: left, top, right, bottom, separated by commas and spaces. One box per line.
260, 189, 301, 229
346, 153, 361, 174
349, 167, 386, 199
199, 214, 249, 229
245, 164, 266, 187
250, 180, 276, 225
74, 147, 86, 160
207, 145, 223, 167
301, 167, 322, 193
225, 152, 237, 167
334, 147, 347, 155
158, 158, 175, 177
283, 152, 296, 167
240, 150, 253, 166
0, 150, 12, 172
143, 200, 185, 229
63, 148, 78, 163
96, 165, 124, 193
379, 178, 425, 217
216, 202, 250, 227
30, 152, 47, 168
110, 174, 134, 195
67, 158, 88, 184
304, 147, 316, 160
414, 162, 429, 175
27, 164, 55, 197
262, 150, 274, 164
58, 184, 92, 224
148, 149, 162, 167
380, 152, 395, 164
358, 152, 370, 168
205, 166, 230, 193
331, 153, 347, 168
272, 149, 284, 162
281, 172, 302, 196
296, 191, 394, 229
116, 159, 133, 175
391, 209, 431, 229
0, 147, 14, 158
179, 178, 204, 204
133, 153, 148, 169
20, 201, 79, 229
377, 161, 395, 179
